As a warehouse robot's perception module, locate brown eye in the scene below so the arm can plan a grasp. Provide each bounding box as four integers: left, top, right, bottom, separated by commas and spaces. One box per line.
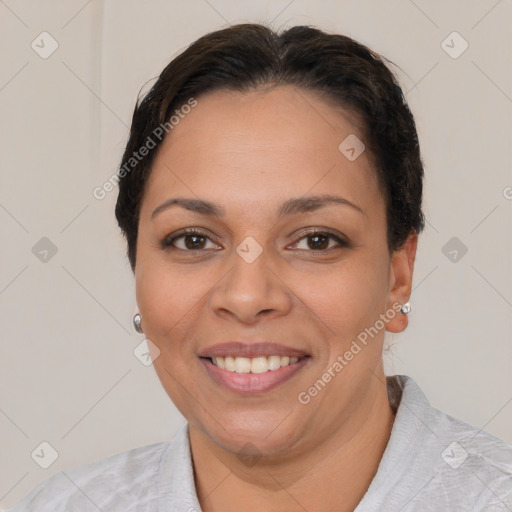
161, 229, 221, 251
181, 233, 207, 250
292, 230, 348, 251
306, 233, 329, 250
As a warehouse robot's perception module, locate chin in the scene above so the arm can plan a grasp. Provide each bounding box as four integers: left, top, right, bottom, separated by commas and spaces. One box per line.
199, 410, 303, 456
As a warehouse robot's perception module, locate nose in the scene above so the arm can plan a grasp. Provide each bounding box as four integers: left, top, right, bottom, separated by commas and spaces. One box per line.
208, 246, 293, 325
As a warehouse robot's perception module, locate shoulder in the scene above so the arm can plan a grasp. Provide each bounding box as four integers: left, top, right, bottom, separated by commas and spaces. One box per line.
427, 399, 512, 506
6, 440, 172, 512
389, 375, 512, 509
415, 379, 512, 470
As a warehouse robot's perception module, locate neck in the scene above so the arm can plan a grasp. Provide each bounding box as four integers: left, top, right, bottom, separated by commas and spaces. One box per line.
189, 372, 395, 512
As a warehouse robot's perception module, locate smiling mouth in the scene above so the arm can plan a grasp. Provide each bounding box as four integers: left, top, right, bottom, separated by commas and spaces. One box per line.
200, 354, 311, 393
202, 355, 310, 373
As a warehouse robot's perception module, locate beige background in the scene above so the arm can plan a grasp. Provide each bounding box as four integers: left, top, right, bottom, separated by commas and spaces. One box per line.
1, 0, 511, 508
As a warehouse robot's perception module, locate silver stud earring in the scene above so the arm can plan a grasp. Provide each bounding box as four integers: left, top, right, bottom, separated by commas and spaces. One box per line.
133, 313, 143, 333
400, 302, 411, 314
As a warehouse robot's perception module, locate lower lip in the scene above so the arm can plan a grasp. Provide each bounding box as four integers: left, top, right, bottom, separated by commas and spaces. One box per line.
200, 357, 310, 394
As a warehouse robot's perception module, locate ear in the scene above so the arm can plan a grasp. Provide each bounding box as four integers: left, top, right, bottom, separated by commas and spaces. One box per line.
385, 231, 418, 333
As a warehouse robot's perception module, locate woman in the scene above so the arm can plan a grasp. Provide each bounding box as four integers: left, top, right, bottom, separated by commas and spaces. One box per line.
9, 23, 512, 511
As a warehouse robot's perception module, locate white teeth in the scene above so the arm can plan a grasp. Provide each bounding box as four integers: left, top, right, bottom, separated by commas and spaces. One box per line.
210, 355, 304, 373
235, 357, 251, 373
225, 356, 236, 372
251, 357, 268, 373
268, 355, 281, 370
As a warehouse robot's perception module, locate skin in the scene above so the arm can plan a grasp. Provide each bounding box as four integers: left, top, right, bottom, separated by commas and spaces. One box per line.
134, 85, 417, 512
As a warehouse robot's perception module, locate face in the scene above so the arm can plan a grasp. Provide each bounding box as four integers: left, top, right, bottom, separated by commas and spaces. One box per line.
135, 86, 415, 458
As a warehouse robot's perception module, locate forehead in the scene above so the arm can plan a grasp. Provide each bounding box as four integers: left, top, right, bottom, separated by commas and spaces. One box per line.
161, 85, 366, 158
141, 86, 382, 219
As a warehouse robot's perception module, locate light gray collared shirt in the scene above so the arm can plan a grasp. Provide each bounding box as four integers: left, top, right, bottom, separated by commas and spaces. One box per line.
7, 375, 512, 511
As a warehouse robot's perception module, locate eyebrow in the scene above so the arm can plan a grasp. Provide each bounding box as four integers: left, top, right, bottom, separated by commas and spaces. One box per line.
150, 193, 365, 220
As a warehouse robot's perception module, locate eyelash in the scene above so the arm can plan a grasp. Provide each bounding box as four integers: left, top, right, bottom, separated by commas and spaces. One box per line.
160, 228, 349, 253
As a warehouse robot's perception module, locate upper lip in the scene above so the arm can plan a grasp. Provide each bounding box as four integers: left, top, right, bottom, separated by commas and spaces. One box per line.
198, 342, 310, 359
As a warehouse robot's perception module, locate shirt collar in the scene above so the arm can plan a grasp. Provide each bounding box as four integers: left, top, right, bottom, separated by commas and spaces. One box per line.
354, 374, 437, 510
158, 421, 203, 511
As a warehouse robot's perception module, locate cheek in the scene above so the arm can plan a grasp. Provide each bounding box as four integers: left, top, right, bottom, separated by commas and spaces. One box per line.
135, 258, 207, 415
135, 254, 215, 348
136, 256, 183, 340
301, 251, 390, 339
316, 254, 390, 384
